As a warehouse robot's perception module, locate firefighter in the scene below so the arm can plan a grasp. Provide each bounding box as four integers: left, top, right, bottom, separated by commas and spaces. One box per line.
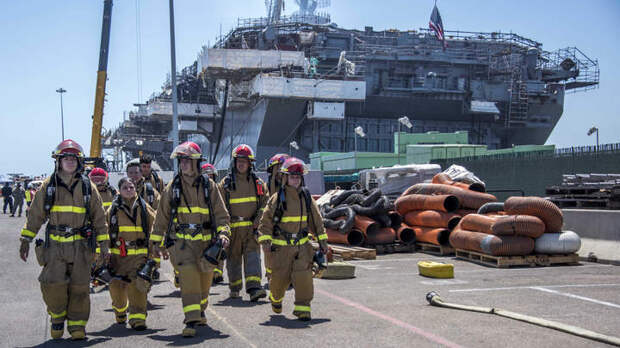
18, 139, 109, 340
264, 153, 289, 282
106, 177, 155, 330
140, 154, 165, 193
267, 153, 289, 194
219, 145, 268, 301
126, 159, 160, 209
258, 157, 328, 321
88, 167, 116, 209
150, 141, 231, 337
201, 163, 224, 285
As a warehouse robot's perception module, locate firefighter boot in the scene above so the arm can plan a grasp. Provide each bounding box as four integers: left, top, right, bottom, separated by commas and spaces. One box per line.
50, 323, 64, 339
182, 322, 197, 337
249, 288, 267, 302
198, 312, 207, 326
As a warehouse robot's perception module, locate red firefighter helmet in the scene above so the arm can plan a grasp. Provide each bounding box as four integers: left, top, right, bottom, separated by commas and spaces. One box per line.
170, 141, 203, 160
280, 157, 308, 176
201, 163, 217, 175
268, 153, 289, 169
232, 144, 255, 161
88, 167, 108, 185
52, 139, 84, 159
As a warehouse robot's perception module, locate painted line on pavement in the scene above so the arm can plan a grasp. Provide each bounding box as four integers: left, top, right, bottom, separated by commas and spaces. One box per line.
208, 307, 258, 348
531, 287, 620, 309
450, 283, 620, 293
316, 289, 464, 348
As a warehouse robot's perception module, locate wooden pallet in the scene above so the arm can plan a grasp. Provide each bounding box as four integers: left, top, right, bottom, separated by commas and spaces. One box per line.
373, 243, 416, 255
312, 242, 376, 260
416, 242, 455, 256
455, 249, 580, 268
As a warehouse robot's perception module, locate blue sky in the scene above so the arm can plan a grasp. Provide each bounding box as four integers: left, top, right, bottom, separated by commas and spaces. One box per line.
1, 0, 618, 176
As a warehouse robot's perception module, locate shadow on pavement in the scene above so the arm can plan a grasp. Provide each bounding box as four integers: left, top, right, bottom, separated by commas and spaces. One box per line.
259, 315, 331, 329
19, 337, 111, 348
148, 326, 229, 346
153, 290, 181, 298
213, 297, 269, 308
88, 323, 165, 338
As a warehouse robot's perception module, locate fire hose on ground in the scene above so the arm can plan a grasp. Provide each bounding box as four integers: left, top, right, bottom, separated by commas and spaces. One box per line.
425, 291, 620, 347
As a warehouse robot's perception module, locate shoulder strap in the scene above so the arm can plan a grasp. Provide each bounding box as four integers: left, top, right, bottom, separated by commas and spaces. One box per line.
44, 173, 57, 218
109, 194, 122, 246
137, 196, 150, 241
201, 174, 216, 233
152, 171, 162, 192
301, 187, 315, 234
81, 174, 92, 225
145, 182, 154, 205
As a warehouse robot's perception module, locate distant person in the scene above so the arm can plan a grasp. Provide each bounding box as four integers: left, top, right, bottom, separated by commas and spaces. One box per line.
2, 182, 13, 214
140, 154, 165, 193
11, 183, 25, 217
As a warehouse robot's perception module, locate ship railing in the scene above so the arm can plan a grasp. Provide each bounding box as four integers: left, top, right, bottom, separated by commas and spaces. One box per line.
540, 47, 600, 93
418, 28, 542, 48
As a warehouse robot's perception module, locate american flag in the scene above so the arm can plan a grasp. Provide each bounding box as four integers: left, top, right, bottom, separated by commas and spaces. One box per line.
429, 4, 447, 49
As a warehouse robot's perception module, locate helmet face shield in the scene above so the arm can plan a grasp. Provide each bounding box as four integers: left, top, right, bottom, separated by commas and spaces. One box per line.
53, 139, 84, 159
232, 144, 255, 161
280, 157, 308, 176
171, 141, 203, 160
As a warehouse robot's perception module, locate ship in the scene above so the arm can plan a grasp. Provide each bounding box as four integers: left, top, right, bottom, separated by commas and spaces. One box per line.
102, 0, 599, 171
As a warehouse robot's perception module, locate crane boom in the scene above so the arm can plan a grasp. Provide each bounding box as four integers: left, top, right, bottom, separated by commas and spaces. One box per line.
90, 0, 113, 158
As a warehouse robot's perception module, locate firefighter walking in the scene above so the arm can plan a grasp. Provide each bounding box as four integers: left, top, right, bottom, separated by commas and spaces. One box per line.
258, 157, 328, 321
219, 145, 268, 301
150, 141, 231, 337
202, 163, 224, 285
18, 139, 109, 340
106, 177, 155, 330
89, 167, 116, 209
264, 153, 289, 282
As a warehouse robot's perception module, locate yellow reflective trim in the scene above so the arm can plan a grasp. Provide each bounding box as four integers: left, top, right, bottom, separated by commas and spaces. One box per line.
177, 206, 210, 215
153, 258, 161, 263
67, 320, 87, 327
48, 310, 67, 319
318, 234, 328, 241
21, 229, 36, 238
200, 298, 208, 305
149, 234, 163, 242
294, 305, 311, 313
129, 313, 146, 320
269, 292, 283, 303
119, 226, 143, 232
113, 303, 129, 313
103, 202, 112, 207
49, 234, 85, 242
175, 233, 212, 242
281, 216, 307, 223
231, 221, 253, 228
50, 205, 86, 214
245, 276, 261, 283
217, 225, 230, 233
271, 237, 309, 246
95, 247, 101, 254
230, 279, 243, 286
257, 235, 272, 242
183, 304, 201, 313
265, 268, 272, 274
110, 248, 148, 255
229, 197, 258, 204
214, 268, 223, 275
96, 234, 109, 242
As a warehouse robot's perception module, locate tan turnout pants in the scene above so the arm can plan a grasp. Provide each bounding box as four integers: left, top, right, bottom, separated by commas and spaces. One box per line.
268, 243, 314, 316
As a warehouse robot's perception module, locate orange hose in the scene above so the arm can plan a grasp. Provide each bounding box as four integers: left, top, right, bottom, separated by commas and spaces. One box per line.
504, 196, 563, 233
404, 210, 461, 230
326, 228, 365, 246
402, 183, 496, 210
354, 215, 380, 238
395, 194, 460, 215
410, 226, 451, 246
432, 173, 486, 192
449, 228, 535, 256
460, 214, 545, 238
366, 227, 396, 245
396, 224, 416, 244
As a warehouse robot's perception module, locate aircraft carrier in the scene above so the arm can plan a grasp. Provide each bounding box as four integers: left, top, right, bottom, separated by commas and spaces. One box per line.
102, 0, 599, 171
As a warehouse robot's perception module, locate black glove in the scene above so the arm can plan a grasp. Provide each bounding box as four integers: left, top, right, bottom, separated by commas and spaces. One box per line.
19, 239, 30, 262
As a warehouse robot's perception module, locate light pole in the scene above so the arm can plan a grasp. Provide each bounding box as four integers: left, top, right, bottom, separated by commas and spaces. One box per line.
169, 0, 179, 173
587, 126, 599, 150
289, 141, 299, 156
354, 126, 366, 153
397, 115, 413, 154
56, 88, 66, 140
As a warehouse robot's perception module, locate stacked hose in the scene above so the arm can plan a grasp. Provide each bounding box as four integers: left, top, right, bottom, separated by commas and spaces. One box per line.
451, 196, 581, 256
396, 174, 497, 246
321, 189, 415, 246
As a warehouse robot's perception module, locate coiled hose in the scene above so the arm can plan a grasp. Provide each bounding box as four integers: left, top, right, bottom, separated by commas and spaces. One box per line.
477, 202, 505, 215
395, 194, 460, 214
404, 210, 462, 230
504, 196, 563, 233
402, 183, 497, 210
460, 214, 545, 238
330, 189, 364, 206
449, 228, 534, 256
411, 226, 451, 246
432, 173, 486, 192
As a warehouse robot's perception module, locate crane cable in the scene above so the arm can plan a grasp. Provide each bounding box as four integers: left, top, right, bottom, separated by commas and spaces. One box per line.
135, 0, 143, 102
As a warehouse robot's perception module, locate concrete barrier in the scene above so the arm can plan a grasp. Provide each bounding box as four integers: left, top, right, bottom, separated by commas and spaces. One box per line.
562, 209, 620, 265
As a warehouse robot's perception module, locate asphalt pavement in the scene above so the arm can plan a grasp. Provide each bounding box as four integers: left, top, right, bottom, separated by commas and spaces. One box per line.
1, 213, 619, 347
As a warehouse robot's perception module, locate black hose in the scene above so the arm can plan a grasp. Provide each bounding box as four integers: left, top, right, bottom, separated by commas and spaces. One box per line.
342, 193, 366, 206
323, 219, 346, 232
477, 202, 505, 215
324, 206, 350, 219
351, 197, 389, 216
330, 189, 364, 207
361, 189, 382, 207
371, 214, 392, 228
